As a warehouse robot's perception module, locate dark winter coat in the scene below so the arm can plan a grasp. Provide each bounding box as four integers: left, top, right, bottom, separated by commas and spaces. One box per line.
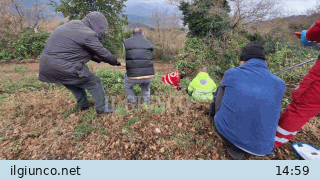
123, 34, 155, 78
39, 11, 119, 84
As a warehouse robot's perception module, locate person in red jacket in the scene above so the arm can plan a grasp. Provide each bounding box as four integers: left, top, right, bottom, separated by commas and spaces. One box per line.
274, 18, 320, 148
162, 71, 185, 90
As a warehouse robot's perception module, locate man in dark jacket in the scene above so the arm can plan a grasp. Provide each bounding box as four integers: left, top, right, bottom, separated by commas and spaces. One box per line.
123, 28, 155, 105
39, 11, 121, 114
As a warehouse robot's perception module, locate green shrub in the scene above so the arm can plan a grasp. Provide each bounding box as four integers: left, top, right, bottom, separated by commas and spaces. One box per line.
94, 68, 126, 97
94, 68, 175, 98
103, 29, 133, 57
0, 49, 15, 61
12, 30, 50, 60
179, 0, 232, 38
176, 30, 249, 79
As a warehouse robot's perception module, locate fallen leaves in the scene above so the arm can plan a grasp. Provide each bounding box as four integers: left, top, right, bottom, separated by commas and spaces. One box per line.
155, 128, 161, 133
0, 86, 316, 160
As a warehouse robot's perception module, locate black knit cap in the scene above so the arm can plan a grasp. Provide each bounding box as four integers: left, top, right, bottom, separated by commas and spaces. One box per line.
240, 41, 265, 61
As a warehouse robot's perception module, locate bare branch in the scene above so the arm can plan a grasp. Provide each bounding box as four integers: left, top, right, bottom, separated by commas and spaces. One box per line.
229, 0, 283, 28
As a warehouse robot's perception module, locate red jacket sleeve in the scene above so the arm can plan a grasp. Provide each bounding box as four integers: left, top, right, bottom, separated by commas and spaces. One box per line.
173, 80, 180, 88
306, 18, 320, 43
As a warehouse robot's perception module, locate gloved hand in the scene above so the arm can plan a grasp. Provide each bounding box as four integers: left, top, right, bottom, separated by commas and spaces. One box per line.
116, 62, 121, 66
301, 30, 318, 46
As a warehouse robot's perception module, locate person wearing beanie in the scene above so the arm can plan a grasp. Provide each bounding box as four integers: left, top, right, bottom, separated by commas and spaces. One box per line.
210, 42, 286, 159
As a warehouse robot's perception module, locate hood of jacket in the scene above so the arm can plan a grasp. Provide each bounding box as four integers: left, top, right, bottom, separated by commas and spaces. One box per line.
197, 72, 210, 78
82, 11, 108, 43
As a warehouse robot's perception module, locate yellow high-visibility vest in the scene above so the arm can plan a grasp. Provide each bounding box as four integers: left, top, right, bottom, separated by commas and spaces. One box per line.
187, 72, 217, 101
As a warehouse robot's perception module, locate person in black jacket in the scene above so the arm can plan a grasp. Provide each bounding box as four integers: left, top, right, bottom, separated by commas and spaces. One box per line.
39, 11, 121, 114
123, 28, 155, 105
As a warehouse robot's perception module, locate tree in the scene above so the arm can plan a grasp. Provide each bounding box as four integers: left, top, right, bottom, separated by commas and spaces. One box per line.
229, 0, 283, 29
166, 0, 194, 6
6, 0, 52, 31
49, 0, 127, 27
24, 0, 48, 30
178, 0, 231, 38
149, 8, 184, 60
49, 0, 129, 55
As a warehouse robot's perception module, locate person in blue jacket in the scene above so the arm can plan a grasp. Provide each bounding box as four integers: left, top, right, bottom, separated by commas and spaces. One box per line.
211, 42, 286, 159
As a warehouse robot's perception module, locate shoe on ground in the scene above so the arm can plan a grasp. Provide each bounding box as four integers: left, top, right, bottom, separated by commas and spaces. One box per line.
227, 148, 245, 160
97, 107, 116, 115
209, 115, 215, 124
78, 103, 94, 111
266, 149, 276, 158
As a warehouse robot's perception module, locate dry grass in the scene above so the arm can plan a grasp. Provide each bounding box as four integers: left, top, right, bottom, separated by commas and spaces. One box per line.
145, 28, 187, 61
0, 62, 319, 160
39, 18, 69, 32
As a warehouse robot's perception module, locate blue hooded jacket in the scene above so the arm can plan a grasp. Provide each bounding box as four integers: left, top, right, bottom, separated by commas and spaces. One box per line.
215, 58, 286, 155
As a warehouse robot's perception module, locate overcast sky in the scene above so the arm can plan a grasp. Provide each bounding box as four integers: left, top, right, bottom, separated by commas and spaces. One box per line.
126, 0, 319, 15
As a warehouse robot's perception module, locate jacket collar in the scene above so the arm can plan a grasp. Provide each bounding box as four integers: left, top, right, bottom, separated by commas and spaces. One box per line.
242, 58, 268, 68
197, 72, 209, 78
132, 33, 144, 38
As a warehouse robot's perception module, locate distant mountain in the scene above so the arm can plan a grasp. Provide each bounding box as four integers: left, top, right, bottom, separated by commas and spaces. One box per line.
22, 1, 180, 27
124, 2, 178, 17
124, 22, 152, 31
127, 14, 152, 24
124, 2, 181, 28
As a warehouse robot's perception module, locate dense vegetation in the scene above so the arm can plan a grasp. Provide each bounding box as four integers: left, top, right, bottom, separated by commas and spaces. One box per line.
174, 0, 320, 89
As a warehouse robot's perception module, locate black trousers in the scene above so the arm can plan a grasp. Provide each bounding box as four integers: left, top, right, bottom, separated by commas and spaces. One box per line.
210, 85, 249, 156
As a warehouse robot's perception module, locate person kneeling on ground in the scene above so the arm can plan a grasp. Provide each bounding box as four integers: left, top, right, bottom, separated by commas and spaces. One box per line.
162, 70, 185, 91
209, 42, 286, 159
38, 12, 121, 115
187, 66, 217, 101
123, 28, 155, 105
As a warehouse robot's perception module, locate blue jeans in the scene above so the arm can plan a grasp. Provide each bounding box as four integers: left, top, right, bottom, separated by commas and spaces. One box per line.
63, 73, 110, 112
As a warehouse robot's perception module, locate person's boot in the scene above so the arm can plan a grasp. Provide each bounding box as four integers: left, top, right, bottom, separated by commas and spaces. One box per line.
227, 147, 245, 160
209, 115, 215, 124
78, 102, 94, 111
266, 149, 276, 158
96, 107, 116, 115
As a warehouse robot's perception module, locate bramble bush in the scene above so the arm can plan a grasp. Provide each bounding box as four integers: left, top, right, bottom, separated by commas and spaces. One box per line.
175, 24, 320, 90
12, 29, 50, 60
93, 68, 175, 98
0, 28, 50, 61
0, 28, 132, 61
103, 29, 133, 58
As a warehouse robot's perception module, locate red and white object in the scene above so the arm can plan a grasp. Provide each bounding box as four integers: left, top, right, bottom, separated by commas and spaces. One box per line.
162, 71, 181, 90
275, 17, 320, 148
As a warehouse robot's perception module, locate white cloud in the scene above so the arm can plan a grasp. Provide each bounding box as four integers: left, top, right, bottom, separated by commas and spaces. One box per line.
282, 0, 318, 14
126, 0, 167, 4
125, 0, 319, 15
